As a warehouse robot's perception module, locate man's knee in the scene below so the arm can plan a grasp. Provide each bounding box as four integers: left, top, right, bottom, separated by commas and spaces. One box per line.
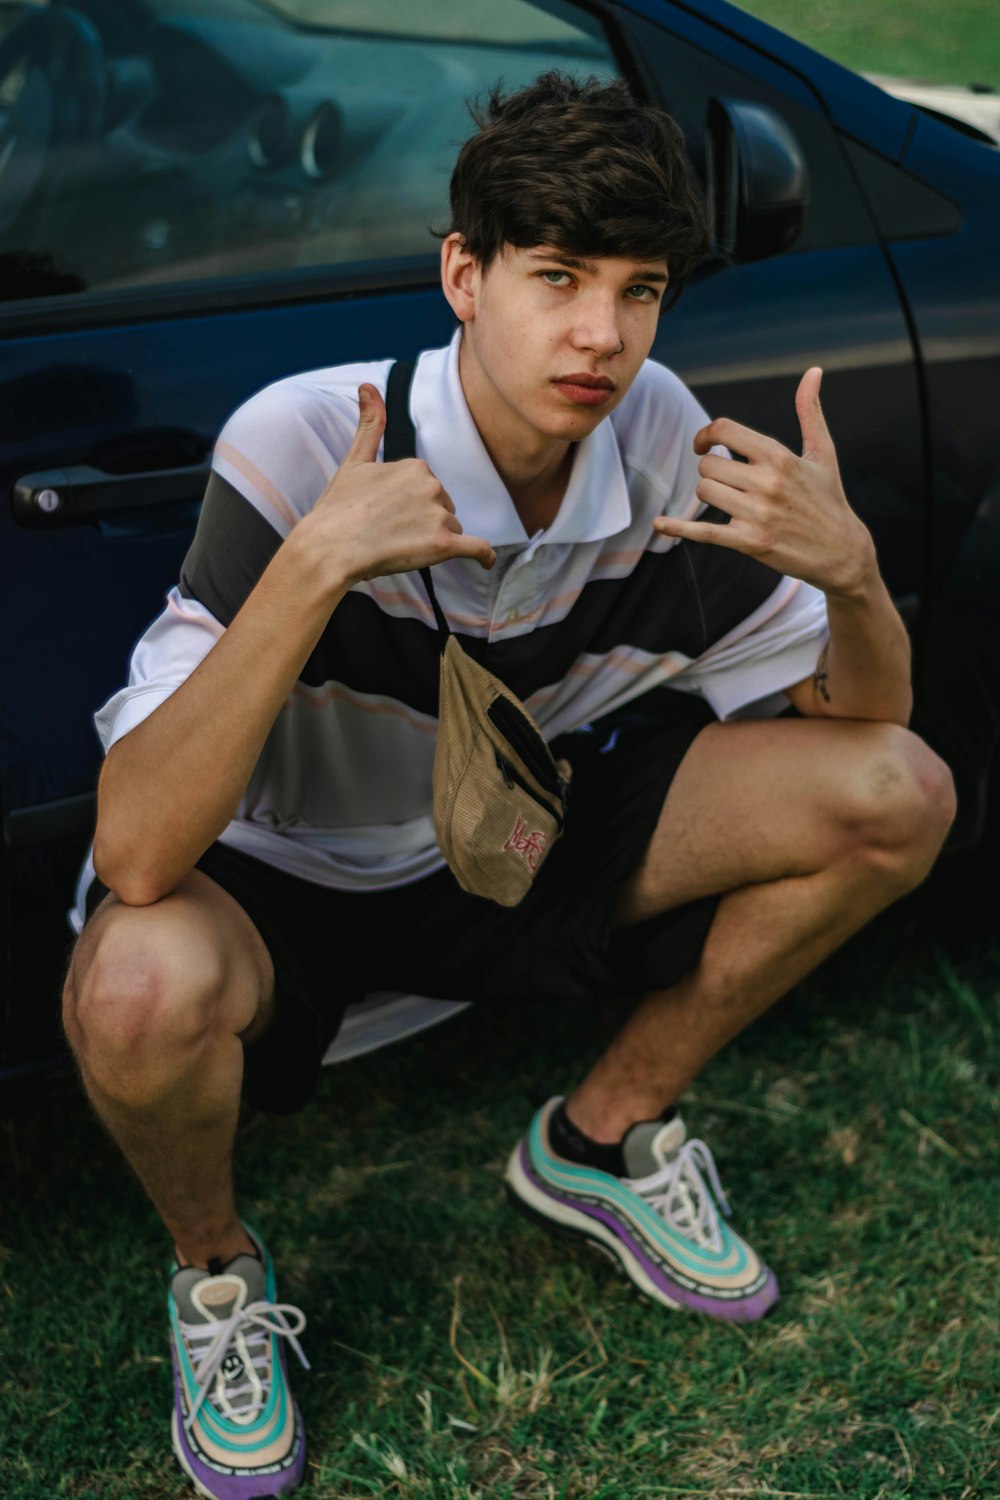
842, 725, 956, 885
64, 908, 230, 1097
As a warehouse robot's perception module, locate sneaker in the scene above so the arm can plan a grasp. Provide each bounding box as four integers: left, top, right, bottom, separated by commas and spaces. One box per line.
168, 1227, 309, 1499
505, 1097, 779, 1322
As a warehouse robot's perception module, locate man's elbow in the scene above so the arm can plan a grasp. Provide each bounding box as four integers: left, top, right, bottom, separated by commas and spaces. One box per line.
897, 684, 915, 729
92, 824, 177, 908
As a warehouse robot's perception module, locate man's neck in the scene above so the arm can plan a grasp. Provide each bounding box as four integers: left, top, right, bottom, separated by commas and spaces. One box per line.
458, 338, 574, 536
504, 444, 575, 536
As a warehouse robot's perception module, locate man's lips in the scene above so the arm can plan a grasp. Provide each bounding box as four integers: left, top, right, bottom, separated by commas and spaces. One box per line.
552, 373, 616, 407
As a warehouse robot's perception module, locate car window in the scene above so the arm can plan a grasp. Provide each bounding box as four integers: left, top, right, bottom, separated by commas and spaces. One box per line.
0, 0, 615, 309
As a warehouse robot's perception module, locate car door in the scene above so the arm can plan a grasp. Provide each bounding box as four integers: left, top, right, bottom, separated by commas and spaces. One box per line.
1, 0, 925, 1072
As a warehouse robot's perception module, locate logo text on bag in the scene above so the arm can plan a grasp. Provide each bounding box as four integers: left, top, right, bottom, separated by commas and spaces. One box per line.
502, 814, 549, 872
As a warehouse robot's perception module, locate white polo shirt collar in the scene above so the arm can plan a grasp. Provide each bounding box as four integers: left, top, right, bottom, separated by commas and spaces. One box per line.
410, 330, 632, 548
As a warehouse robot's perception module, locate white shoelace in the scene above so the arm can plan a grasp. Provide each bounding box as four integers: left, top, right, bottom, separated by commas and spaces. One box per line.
628, 1138, 732, 1253
180, 1300, 310, 1433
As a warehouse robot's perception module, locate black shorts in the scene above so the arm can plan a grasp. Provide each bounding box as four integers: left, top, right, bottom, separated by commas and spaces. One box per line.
86, 700, 720, 1114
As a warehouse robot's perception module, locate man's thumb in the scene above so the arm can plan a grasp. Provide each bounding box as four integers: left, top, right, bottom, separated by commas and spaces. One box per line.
343, 383, 386, 467
796, 367, 833, 462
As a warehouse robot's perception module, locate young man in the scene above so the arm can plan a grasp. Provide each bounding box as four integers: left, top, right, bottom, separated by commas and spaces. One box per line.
64, 73, 954, 1500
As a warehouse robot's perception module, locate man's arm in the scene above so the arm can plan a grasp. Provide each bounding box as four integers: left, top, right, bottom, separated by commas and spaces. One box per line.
783, 577, 911, 722
653, 368, 912, 726
94, 385, 495, 906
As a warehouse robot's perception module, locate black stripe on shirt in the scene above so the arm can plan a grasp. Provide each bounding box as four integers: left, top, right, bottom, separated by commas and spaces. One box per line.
179, 473, 282, 614
180, 479, 786, 713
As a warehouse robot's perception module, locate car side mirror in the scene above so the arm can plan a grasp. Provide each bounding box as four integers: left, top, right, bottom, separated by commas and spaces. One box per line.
705, 97, 809, 262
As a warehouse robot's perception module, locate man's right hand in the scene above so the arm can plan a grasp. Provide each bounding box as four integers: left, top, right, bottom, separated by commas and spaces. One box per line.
296, 383, 496, 588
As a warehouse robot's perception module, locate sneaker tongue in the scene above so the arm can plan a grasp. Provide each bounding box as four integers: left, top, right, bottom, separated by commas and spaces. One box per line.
172, 1253, 266, 1324
622, 1114, 687, 1178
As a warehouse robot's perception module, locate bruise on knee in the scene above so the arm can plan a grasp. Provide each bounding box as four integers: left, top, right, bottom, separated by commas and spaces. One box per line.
865, 758, 906, 799
852, 733, 956, 879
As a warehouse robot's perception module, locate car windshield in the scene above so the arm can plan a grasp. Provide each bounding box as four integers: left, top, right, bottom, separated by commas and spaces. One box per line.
255, 0, 601, 48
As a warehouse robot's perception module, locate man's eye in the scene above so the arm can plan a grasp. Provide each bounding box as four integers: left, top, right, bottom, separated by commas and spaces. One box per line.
541, 270, 572, 286
627, 284, 660, 302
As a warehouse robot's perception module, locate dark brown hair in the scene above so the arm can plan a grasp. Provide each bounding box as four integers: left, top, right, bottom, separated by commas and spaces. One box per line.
446, 72, 708, 302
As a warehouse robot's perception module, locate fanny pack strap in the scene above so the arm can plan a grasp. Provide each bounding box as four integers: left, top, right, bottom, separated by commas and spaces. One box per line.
383, 358, 451, 648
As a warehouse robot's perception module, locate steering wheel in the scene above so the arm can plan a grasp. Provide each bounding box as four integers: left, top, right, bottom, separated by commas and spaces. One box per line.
0, 4, 106, 237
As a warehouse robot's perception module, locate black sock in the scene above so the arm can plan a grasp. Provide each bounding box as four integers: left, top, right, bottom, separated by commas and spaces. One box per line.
549, 1101, 628, 1176
178, 1237, 262, 1276
548, 1100, 679, 1178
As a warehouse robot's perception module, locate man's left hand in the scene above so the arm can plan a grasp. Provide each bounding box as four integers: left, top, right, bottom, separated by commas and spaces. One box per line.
653, 368, 877, 600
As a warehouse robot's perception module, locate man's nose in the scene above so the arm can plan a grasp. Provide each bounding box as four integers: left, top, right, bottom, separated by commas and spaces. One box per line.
571, 298, 622, 357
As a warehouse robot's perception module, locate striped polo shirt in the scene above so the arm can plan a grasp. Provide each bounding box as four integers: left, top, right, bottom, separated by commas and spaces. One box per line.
89, 331, 828, 893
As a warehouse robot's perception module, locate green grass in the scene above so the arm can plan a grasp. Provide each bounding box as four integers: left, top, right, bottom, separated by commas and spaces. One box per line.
731, 0, 1000, 90
2, 854, 998, 1499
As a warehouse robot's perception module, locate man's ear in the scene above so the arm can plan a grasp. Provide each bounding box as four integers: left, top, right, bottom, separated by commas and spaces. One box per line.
440, 233, 480, 323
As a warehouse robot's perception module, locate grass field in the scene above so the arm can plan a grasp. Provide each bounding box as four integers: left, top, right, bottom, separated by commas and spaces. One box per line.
2, 848, 997, 1500
732, 0, 1000, 89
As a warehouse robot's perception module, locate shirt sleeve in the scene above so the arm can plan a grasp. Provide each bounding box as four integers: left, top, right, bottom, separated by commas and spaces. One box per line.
92, 369, 371, 755
671, 577, 830, 719
94, 588, 225, 751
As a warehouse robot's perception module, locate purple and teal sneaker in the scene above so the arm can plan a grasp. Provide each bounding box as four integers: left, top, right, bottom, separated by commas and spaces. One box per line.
505, 1098, 779, 1322
168, 1228, 308, 1499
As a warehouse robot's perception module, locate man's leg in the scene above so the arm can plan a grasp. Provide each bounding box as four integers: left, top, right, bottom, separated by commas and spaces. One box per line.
506, 719, 954, 1320
63, 869, 275, 1268
64, 873, 310, 1500
567, 718, 956, 1139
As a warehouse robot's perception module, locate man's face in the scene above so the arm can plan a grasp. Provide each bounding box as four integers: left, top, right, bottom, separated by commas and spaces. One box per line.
446, 241, 669, 452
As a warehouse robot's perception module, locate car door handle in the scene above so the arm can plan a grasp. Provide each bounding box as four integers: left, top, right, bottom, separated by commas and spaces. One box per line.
11, 461, 211, 527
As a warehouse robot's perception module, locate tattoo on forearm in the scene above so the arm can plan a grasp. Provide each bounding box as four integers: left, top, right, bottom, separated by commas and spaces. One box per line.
814, 642, 831, 703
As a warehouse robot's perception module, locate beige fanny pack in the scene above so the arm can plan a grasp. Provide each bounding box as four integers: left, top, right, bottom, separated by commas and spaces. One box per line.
385, 360, 570, 906
426, 574, 570, 905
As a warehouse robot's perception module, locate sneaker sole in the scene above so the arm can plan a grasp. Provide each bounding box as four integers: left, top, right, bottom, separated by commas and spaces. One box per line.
505, 1140, 779, 1323
505, 1148, 686, 1311
171, 1404, 304, 1500
172, 1410, 219, 1500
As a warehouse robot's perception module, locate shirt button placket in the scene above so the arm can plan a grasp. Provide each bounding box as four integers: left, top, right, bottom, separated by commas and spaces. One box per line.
488, 548, 513, 642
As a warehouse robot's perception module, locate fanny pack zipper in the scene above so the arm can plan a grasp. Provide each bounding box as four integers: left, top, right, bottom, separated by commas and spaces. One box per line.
494, 750, 566, 832
487, 697, 566, 800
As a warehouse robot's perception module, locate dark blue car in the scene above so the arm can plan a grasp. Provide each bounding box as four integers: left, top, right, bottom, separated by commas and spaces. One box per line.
2, 0, 998, 1078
